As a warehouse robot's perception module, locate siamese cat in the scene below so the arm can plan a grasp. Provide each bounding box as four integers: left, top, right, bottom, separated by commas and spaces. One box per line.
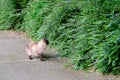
26, 38, 49, 61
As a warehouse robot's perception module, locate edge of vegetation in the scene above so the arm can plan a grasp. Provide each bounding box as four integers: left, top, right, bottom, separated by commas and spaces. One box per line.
1, 0, 120, 75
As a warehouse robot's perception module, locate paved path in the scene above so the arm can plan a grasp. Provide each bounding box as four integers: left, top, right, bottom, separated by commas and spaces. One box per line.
0, 31, 120, 80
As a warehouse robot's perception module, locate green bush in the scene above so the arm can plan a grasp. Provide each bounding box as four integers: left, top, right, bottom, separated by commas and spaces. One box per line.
0, 0, 14, 29
9, 0, 30, 30
21, 0, 55, 40
0, 0, 29, 30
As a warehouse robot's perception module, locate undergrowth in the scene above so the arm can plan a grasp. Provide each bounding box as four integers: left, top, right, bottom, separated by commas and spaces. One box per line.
0, 0, 14, 29
1, 0, 120, 75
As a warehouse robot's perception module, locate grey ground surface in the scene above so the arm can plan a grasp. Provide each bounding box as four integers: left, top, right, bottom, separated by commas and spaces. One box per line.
0, 31, 120, 80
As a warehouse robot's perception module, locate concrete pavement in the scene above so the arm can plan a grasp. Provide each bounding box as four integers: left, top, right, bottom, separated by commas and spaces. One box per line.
0, 31, 119, 80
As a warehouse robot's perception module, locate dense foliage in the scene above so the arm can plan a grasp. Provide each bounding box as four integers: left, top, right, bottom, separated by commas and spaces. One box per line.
1, 0, 120, 74
0, 0, 14, 29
